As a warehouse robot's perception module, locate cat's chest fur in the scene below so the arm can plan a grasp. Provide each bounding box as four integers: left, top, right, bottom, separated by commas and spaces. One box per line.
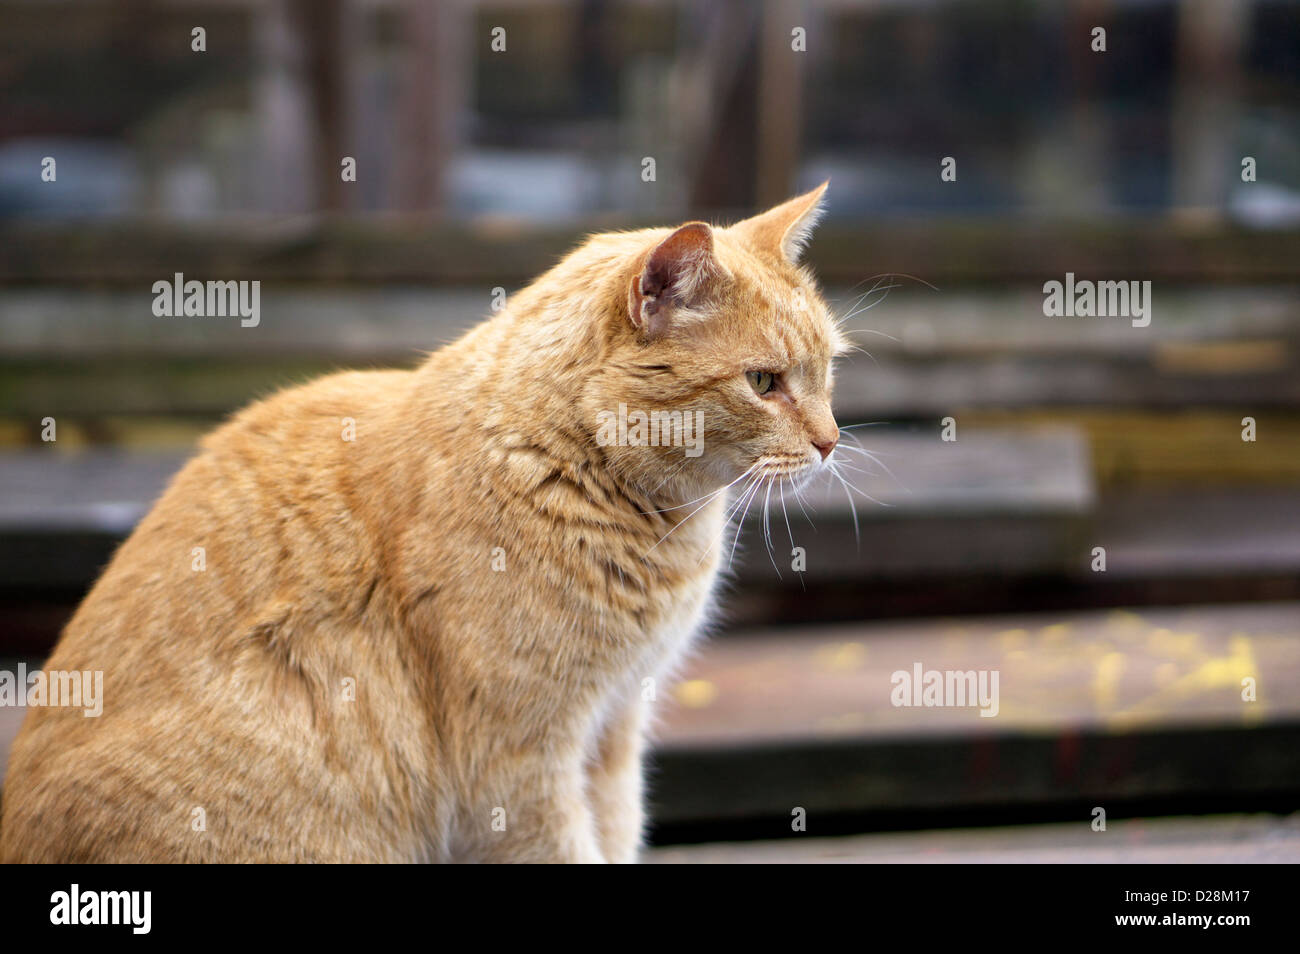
426, 452, 729, 698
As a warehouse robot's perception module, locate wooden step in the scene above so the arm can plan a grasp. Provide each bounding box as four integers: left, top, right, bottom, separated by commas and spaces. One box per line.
1, 285, 1296, 424
3, 602, 1297, 835
3, 221, 1298, 285
647, 814, 1300, 863
0, 428, 1092, 592
729, 427, 1093, 581
1, 285, 1294, 359
5, 440, 1300, 616
647, 601, 1300, 829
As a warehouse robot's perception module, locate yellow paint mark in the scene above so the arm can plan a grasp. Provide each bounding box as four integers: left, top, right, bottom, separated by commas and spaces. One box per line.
1083, 639, 1116, 661
675, 679, 718, 709
1040, 623, 1071, 645
1146, 628, 1173, 651
112, 418, 209, 449
1154, 662, 1179, 689
1192, 657, 1242, 689
0, 420, 29, 446
1107, 609, 1146, 630
1147, 628, 1201, 660
42, 421, 89, 451
1228, 635, 1262, 724
1108, 632, 1264, 726
814, 641, 866, 672
1093, 652, 1127, 711
997, 628, 1029, 650
1154, 339, 1289, 375
1229, 633, 1256, 671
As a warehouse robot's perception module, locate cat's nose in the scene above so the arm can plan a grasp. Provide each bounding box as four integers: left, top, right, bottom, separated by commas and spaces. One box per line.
812, 430, 838, 461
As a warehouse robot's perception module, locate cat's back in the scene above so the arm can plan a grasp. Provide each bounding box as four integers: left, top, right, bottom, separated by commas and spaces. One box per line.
0, 367, 442, 862
65, 365, 418, 650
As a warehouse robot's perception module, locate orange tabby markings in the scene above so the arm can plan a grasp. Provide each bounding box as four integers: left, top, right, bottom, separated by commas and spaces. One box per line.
0, 186, 842, 863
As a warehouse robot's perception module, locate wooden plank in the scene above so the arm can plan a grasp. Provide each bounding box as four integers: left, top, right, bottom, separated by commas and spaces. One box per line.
0, 450, 184, 534
648, 815, 1300, 863
1, 222, 1297, 285
5, 441, 1300, 596
0, 356, 355, 420
3, 452, 1299, 637
5, 603, 1299, 829
3, 285, 1294, 358
727, 428, 1092, 581
645, 602, 1300, 826
1094, 487, 1300, 576
658, 602, 1300, 748
1, 432, 1086, 528
959, 411, 1300, 486
2, 287, 1295, 425
0, 691, 27, 790
4, 360, 1299, 436
0, 430, 1092, 589
0, 434, 1086, 530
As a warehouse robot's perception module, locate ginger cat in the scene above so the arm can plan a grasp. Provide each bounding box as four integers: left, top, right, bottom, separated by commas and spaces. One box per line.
0, 186, 842, 863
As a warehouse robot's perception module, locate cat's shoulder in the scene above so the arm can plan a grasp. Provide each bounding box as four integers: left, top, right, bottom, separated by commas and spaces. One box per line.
197, 368, 416, 448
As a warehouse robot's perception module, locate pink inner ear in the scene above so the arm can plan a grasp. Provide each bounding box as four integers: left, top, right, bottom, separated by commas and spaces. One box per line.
644, 223, 713, 295
630, 222, 716, 339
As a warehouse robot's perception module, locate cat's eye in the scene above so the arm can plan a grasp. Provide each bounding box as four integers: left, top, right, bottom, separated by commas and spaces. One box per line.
746, 371, 776, 396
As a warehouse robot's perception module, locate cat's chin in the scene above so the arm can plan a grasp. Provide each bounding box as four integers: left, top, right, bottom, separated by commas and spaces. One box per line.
770, 467, 820, 496
751, 455, 822, 482
670, 458, 821, 507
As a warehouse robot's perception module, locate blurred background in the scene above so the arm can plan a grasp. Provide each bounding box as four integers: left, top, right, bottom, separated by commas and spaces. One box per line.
1, 0, 1299, 861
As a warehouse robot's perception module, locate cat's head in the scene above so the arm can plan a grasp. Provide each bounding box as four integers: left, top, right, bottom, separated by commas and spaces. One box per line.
589, 184, 845, 502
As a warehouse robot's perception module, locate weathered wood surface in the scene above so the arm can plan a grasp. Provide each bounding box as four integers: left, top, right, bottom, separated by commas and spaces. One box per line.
657, 602, 1299, 748
4, 602, 1297, 826
645, 602, 1300, 827
648, 815, 1300, 863
729, 427, 1093, 580
0, 450, 185, 533
6, 359, 1300, 435
0, 429, 1089, 525
0, 429, 1091, 592
1, 285, 1295, 424
4, 285, 1293, 356
0, 696, 21, 787
5, 443, 1300, 593
737, 481, 1300, 585
2, 222, 1298, 284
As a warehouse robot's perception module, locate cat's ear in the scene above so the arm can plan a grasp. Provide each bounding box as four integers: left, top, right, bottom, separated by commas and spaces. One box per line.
730, 181, 828, 264
627, 222, 722, 341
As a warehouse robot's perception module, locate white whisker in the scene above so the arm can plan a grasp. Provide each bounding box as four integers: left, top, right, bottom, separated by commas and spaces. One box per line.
644, 463, 759, 555
829, 464, 861, 552
697, 469, 763, 568
726, 472, 766, 569
761, 476, 781, 576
